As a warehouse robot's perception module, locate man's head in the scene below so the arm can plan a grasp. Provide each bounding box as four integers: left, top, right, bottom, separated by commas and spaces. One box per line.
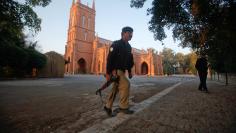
121, 26, 133, 42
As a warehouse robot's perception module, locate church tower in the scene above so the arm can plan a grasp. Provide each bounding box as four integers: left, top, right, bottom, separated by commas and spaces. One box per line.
65, 0, 96, 74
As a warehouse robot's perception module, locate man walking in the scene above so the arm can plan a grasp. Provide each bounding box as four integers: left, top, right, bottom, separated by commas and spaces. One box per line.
195, 53, 209, 93
104, 26, 134, 116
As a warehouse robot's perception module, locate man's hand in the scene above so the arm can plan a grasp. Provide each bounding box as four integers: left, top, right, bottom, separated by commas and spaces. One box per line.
106, 70, 117, 81
105, 74, 110, 81
111, 70, 117, 76
128, 72, 133, 79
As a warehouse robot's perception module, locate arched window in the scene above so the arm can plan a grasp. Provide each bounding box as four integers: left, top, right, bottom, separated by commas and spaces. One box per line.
82, 15, 85, 27
88, 17, 91, 29
72, 15, 76, 26
84, 32, 87, 41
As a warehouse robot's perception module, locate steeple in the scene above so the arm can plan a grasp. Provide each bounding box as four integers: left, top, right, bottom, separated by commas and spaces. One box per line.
76, 0, 80, 4
92, 0, 95, 10
95, 33, 98, 41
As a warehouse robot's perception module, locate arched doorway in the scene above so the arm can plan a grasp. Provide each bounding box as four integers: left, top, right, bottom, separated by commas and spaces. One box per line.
141, 62, 148, 75
77, 58, 86, 74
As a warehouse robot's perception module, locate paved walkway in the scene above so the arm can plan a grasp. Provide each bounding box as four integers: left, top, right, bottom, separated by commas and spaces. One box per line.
80, 79, 236, 133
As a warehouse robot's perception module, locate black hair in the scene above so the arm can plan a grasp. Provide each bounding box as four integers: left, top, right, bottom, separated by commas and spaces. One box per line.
122, 26, 133, 33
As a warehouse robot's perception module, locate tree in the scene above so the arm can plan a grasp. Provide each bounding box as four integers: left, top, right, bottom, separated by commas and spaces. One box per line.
26, 43, 47, 72
0, 0, 51, 33
185, 52, 197, 74
0, 0, 51, 77
174, 52, 184, 73
130, 0, 236, 74
161, 49, 197, 75
161, 47, 176, 75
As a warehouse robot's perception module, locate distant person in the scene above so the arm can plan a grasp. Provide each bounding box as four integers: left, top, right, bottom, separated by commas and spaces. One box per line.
104, 26, 134, 116
195, 53, 209, 93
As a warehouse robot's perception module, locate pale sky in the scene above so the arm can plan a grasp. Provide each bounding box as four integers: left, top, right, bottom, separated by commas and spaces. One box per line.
27, 0, 191, 55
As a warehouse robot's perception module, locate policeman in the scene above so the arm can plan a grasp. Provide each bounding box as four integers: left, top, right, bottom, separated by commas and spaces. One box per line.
104, 26, 134, 116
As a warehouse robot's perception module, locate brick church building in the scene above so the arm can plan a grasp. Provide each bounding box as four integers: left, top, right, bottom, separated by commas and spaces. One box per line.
64, 0, 163, 76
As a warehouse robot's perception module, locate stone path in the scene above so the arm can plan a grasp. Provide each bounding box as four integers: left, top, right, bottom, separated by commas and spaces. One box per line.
80, 79, 236, 133
80, 82, 182, 133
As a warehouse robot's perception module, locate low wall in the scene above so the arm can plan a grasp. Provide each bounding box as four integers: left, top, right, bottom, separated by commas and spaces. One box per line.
38, 51, 65, 78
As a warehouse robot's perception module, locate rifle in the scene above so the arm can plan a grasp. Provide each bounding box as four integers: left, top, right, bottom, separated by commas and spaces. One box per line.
96, 74, 119, 96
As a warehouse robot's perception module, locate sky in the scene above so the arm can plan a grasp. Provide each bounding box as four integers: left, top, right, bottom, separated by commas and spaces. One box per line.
28, 0, 191, 55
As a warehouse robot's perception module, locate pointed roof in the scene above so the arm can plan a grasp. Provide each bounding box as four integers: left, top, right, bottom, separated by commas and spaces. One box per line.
72, 0, 76, 5
92, 0, 95, 10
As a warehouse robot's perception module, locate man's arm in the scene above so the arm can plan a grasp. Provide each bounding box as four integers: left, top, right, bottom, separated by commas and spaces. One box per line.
106, 44, 116, 74
195, 58, 200, 71
106, 43, 118, 80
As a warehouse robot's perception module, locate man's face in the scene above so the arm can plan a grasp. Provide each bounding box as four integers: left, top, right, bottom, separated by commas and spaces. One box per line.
122, 31, 133, 41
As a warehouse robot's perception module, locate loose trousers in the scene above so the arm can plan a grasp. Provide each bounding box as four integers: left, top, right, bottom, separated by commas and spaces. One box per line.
198, 72, 208, 91
105, 70, 130, 109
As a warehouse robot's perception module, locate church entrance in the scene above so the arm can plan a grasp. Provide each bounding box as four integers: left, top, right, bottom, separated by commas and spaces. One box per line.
141, 62, 148, 75
77, 58, 86, 74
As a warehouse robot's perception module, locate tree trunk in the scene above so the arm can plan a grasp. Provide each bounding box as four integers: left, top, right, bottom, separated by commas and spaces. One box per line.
225, 72, 228, 86
213, 72, 215, 80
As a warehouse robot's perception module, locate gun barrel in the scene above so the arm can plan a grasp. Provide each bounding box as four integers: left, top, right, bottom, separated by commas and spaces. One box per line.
99, 80, 112, 91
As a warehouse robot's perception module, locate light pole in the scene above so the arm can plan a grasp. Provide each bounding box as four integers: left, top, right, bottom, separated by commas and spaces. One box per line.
173, 64, 176, 75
